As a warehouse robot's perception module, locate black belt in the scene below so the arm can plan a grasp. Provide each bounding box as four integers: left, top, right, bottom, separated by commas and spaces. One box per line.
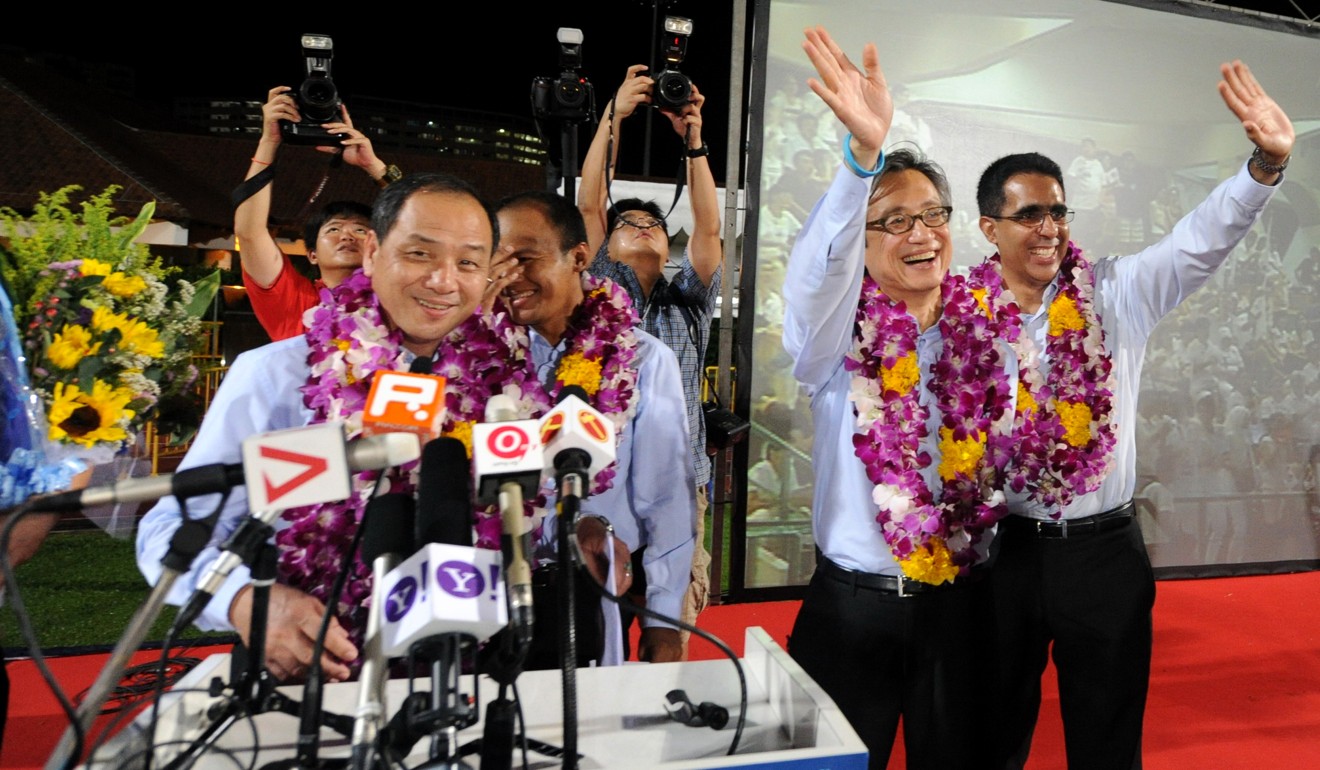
1006, 500, 1135, 539
815, 554, 971, 597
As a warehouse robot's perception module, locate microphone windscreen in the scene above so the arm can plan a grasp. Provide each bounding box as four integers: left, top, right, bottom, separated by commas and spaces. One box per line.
361, 493, 415, 563
415, 437, 474, 547
409, 356, 434, 374
558, 384, 589, 404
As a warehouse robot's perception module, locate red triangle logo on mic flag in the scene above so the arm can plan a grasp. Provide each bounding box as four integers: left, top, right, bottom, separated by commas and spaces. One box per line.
259, 446, 329, 504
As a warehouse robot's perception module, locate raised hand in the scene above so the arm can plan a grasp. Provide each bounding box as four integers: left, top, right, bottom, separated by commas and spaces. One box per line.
801, 26, 892, 158
1218, 60, 1294, 169
612, 64, 654, 120
661, 83, 705, 149
260, 86, 299, 145
319, 105, 385, 178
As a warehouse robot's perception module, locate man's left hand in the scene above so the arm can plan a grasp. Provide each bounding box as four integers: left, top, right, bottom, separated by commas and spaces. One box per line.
1218, 60, 1294, 169
662, 83, 705, 151
320, 105, 387, 179
639, 627, 683, 663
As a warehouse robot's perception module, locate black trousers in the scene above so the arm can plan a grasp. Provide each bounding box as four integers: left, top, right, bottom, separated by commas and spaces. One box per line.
788, 563, 987, 770
985, 516, 1155, 770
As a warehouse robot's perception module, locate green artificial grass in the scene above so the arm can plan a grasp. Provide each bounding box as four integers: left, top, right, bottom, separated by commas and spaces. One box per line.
1, 529, 220, 652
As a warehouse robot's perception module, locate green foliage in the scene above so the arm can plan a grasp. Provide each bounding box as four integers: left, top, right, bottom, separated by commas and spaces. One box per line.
184, 269, 222, 319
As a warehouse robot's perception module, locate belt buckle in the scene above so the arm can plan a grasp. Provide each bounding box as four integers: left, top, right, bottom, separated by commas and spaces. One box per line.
1037, 519, 1067, 538
896, 574, 910, 597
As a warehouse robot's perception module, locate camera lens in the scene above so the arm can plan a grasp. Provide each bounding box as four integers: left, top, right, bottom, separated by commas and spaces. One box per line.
300, 76, 340, 122
556, 79, 587, 109
656, 71, 691, 109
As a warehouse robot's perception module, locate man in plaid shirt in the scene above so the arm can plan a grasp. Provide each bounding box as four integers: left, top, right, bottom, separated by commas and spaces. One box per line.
579, 64, 724, 657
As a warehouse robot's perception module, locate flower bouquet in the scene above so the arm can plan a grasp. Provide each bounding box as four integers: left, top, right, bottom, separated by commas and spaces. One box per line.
1, 185, 218, 494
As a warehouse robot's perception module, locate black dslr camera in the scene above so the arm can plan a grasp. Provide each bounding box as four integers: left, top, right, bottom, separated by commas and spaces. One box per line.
652, 16, 694, 113
531, 27, 595, 123
280, 33, 344, 146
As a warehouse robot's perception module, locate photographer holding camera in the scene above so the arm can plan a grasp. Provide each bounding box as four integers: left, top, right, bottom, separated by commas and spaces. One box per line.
235, 85, 403, 341
579, 63, 723, 662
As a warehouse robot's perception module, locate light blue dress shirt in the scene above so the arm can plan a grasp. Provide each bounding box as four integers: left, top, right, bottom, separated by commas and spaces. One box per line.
136, 336, 316, 631
783, 167, 1017, 576
528, 327, 697, 629
1008, 160, 1276, 521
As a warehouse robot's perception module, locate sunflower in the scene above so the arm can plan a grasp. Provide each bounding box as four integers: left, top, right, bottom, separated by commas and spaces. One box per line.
102, 272, 147, 297
115, 316, 165, 358
46, 324, 101, 369
47, 380, 136, 447
90, 305, 130, 334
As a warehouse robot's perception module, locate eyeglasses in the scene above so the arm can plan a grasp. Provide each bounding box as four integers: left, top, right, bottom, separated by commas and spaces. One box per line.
614, 213, 666, 231
865, 206, 953, 235
985, 206, 1075, 228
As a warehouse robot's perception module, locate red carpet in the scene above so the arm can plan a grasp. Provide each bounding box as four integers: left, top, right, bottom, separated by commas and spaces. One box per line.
6, 572, 1319, 768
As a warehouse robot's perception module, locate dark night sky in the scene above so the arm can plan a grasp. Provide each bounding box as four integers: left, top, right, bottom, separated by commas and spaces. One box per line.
12, 3, 741, 177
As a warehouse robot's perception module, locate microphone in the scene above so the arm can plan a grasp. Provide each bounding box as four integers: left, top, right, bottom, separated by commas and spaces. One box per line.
472, 395, 541, 646
349, 494, 415, 770
415, 437, 474, 548
172, 429, 421, 634
35, 463, 243, 512
539, 385, 616, 494
380, 435, 506, 655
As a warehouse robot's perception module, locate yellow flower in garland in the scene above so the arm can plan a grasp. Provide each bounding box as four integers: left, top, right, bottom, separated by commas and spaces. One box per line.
47, 324, 101, 369
899, 538, 959, 585
937, 427, 985, 482
47, 380, 136, 447
1055, 400, 1094, 448
880, 351, 920, 395
102, 271, 147, 297
1016, 381, 1038, 416
557, 352, 603, 396
1047, 293, 1086, 335
970, 287, 993, 320
443, 420, 475, 459
79, 259, 113, 277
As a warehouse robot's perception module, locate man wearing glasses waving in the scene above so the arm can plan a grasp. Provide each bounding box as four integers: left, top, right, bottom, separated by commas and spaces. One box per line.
784, 26, 1018, 770
970, 61, 1294, 770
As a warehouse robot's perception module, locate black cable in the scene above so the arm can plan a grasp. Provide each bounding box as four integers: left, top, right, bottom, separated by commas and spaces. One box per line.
0, 498, 85, 765
297, 470, 386, 764
512, 679, 530, 770
88, 687, 258, 770
578, 559, 748, 756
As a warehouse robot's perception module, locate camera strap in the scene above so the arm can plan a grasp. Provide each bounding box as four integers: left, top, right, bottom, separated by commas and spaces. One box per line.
602, 97, 689, 225
230, 164, 277, 210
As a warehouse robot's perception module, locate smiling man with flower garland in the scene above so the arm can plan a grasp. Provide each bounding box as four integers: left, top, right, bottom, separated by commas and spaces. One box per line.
783, 28, 1018, 770
970, 62, 1294, 770
494, 190, 697, 665
138, 173, 510, 682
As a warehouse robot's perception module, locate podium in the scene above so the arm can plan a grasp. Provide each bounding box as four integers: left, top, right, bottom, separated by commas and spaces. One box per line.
96, 627, 866, 769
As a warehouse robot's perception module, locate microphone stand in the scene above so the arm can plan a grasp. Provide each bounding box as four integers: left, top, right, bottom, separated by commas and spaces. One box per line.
165, 526, 352, 770
554, 452, 591, 770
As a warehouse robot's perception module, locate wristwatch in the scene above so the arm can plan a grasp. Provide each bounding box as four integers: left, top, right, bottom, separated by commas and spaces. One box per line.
1249, 146, 1288, 175
376, 163, 404, 187
686, 144, 710, 159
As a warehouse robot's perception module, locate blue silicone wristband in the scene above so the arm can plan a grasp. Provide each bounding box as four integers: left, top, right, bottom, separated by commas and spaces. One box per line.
842, 133, 884, 178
